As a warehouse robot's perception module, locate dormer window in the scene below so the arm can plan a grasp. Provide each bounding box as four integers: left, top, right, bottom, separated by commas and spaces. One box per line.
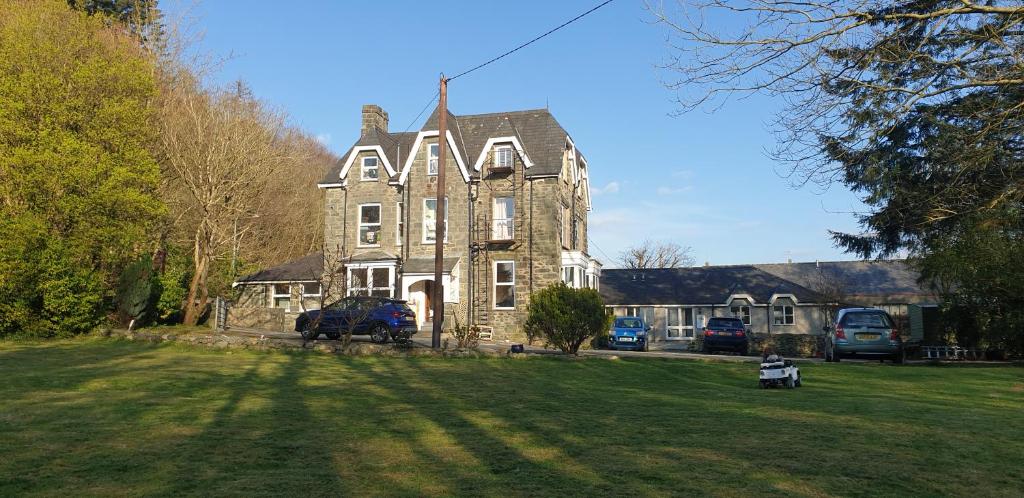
493, 144, 513, 170
361, 156, 379, 181
427, 143, 439, 175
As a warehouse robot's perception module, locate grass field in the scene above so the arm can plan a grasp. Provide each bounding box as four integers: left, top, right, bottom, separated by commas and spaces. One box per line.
1, 339, 1022, 497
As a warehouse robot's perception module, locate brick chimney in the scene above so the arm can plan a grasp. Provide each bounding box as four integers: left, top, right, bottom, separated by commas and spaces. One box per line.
361, 104, 388, 135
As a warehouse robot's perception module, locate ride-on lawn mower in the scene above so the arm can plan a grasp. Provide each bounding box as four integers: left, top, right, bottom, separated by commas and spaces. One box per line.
759, 354, 802, 389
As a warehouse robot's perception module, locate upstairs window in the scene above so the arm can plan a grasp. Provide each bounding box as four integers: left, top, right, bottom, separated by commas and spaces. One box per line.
493, 144, 513, 170
358, 204, 381, 246
423, 198, 448, 243
427, 143, 439, 175
360, 156, 379, 181
492, 197, 514, 240
396, 202, 404, 246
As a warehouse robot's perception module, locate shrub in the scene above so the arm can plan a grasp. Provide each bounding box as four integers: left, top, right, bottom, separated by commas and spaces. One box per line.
748, 334, 825, 358
524, 283, 613, 355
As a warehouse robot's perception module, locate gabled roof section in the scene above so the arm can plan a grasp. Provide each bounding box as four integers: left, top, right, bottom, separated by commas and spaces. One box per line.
321, 106, 579, 185
320, 129, 417, 185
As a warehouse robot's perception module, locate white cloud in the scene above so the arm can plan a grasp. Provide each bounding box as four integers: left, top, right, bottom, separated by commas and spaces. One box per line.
656, 186, 692, 196
315, 133, 332, 145
671, 169, 694, 180
590, 181, 620, 196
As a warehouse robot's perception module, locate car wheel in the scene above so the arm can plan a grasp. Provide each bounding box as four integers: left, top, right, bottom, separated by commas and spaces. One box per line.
370, 324, 390, 344
300, 323, 319, 341
740, 346, 749, 357
325, 331, 341, 340
894, 348, 906, 364
832, 345, 841, 362
785, 376, 795, 389
794, 374, 802, 387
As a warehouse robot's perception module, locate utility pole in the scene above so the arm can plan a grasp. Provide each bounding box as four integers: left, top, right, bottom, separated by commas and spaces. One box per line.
431, 74, 448, 349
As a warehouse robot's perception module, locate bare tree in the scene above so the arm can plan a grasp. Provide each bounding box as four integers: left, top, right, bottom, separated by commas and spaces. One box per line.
619, 239, 695, 269
156, 73, 290, 325
650, 1, 1024, 186
810, 267, 848, 327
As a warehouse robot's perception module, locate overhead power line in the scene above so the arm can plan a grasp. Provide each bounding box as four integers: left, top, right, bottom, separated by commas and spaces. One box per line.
401, 90, 441, 134
448, 0, 616, 82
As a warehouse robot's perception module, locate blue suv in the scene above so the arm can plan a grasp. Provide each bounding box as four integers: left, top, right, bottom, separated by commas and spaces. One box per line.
295, 296, 417, 343
608, 316, 651, 351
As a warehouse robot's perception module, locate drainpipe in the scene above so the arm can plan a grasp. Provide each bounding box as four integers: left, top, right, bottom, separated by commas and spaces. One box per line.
468, 181, 474, 327
529, 178, 534, 295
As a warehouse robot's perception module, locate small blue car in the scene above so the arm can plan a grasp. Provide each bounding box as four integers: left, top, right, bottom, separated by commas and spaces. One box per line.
608, 316, 650, 351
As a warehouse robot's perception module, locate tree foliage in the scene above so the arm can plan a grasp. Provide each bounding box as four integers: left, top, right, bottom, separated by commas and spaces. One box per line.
618, 239, 694, 269
656, 1, 1024, 351
524, 284, 613, 354
0, 0, 163, 337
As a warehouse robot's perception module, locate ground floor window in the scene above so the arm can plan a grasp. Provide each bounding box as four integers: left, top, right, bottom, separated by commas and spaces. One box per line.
773, 303, 795, 326
624, 306, 655, 328
667, 307, 694, 339
300, 282, 321, 310
271, 284, 291, 310
730, 304, 751, 325
348, 266, 393, 297
494, 261, 515, 309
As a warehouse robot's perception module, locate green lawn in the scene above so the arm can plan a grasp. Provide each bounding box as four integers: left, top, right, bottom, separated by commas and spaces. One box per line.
1, 340, 1021, 497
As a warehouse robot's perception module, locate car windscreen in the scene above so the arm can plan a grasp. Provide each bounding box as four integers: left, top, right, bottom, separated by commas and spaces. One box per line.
841, 312, 893, 328
615, 318, 643, 328
707, 317, 743, 328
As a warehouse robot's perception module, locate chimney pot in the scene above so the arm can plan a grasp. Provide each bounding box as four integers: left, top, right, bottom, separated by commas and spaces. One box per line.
361, 104, 389, 135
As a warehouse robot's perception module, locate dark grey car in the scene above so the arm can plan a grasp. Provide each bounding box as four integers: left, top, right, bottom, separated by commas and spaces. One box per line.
824, 308, 904, 363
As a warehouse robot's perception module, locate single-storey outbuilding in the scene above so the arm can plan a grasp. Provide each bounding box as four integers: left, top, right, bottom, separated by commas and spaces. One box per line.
599, 260, 938, 346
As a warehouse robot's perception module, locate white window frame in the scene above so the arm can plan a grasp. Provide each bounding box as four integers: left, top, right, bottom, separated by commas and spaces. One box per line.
360, 156, 379, 181
396, 201, 404, 246
422, 198, 448, 244
357, 203, 382, 247
666, 307, 695, 340
347, 266, 394, 297
299, 282, 321, 311
730, 305, 751, 325
493, 144, 513, 169
492, 196, 514, 240
773, 305, 795, 326
427, 143, 439, 176
624, 306, 655, 328
493, 260, 515, 310
270, 283, 291, 311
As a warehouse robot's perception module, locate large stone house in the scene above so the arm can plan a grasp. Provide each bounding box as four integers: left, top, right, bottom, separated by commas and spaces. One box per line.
600, 260, 939, 347
234, 104, 601, 341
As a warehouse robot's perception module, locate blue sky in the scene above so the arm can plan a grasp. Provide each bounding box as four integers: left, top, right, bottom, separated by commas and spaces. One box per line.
162, 0, 870, 267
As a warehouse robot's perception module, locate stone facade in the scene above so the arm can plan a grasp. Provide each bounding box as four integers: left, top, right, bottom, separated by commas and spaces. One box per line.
313, 105, 600, 342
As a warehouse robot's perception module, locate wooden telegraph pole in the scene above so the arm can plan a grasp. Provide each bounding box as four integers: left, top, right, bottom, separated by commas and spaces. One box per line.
431, 75, 448, 349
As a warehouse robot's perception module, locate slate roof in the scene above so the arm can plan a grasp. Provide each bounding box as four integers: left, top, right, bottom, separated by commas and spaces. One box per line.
402, 257, 460, 274
600, 266, 821, 306
755, 260, 935, 304
321, 106, 573, 184
600, 260, 936, 306
236, 252, 323, 283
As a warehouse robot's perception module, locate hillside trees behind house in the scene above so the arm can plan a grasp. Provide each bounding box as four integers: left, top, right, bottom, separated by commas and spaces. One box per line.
524, 284, 613, 354
654, 1, 1024, 353
618, 240, 694, 269
155, 71, 335, 326
0, 0, 336, 336
0, 0, 164, 337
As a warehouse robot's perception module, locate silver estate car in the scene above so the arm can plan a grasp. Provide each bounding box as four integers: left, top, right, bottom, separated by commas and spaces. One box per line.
824, 308, 905, 363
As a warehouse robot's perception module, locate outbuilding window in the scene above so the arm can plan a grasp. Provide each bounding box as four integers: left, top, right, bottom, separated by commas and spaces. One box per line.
271, 284, 291, 310
773, 303, 795, 326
